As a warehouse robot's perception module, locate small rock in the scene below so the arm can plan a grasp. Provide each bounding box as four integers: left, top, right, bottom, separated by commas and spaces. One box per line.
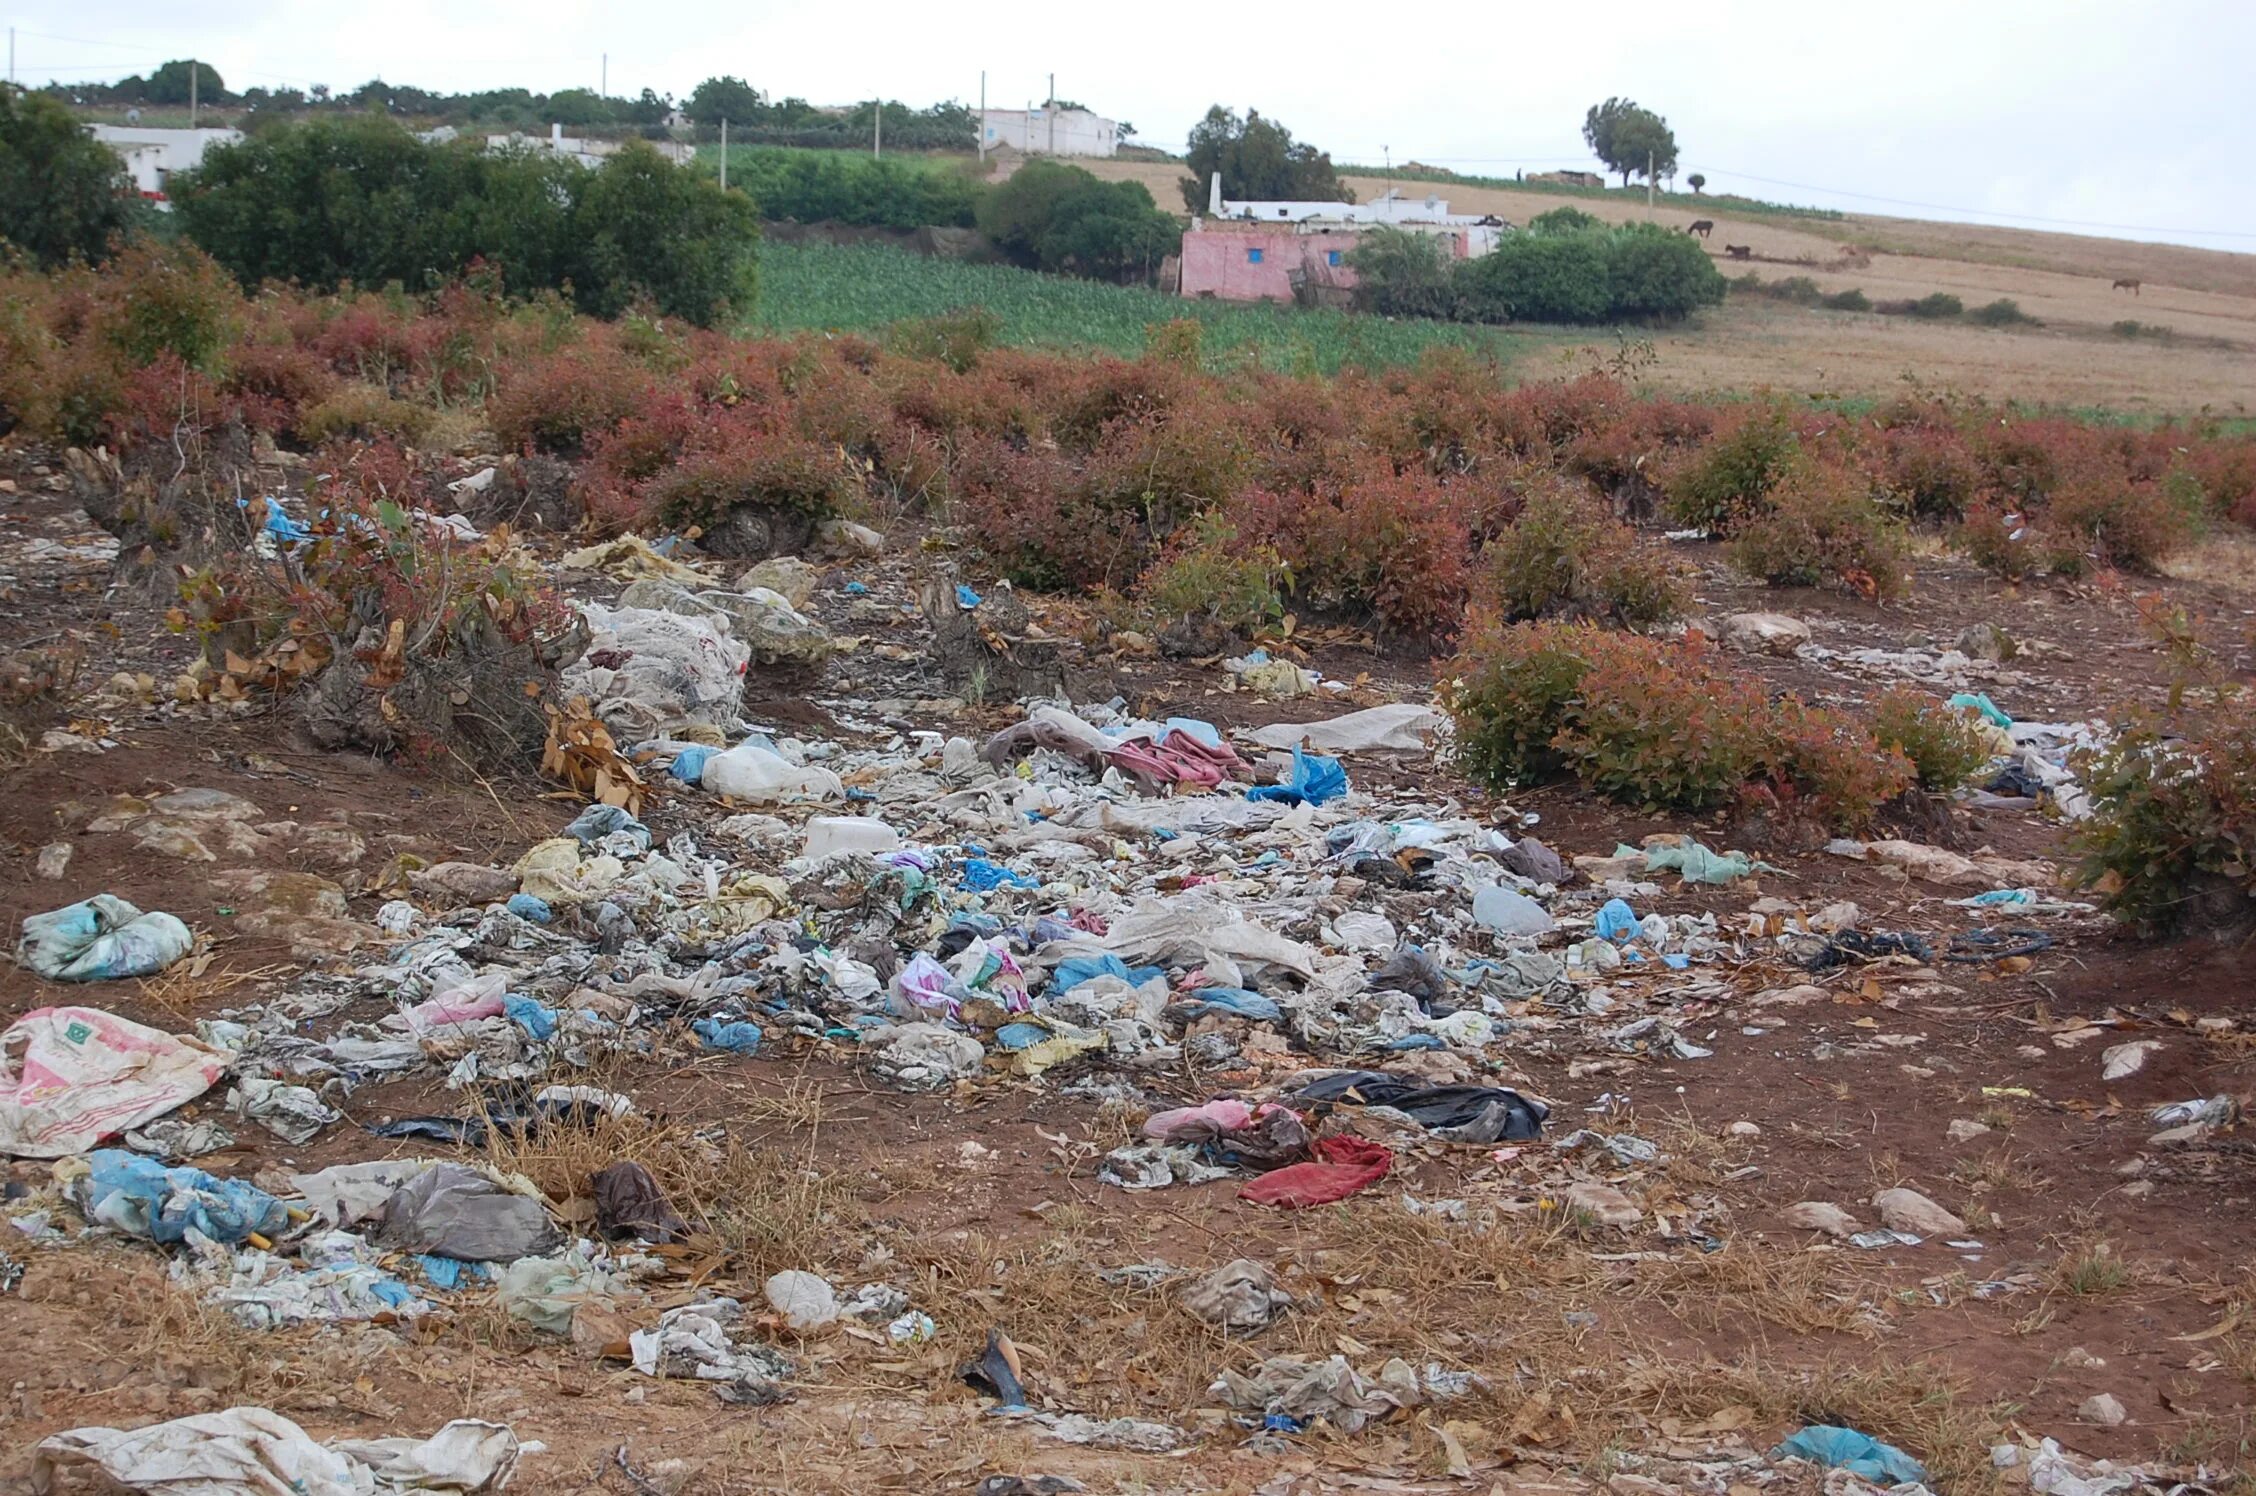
1946, 1119, 1993, 1144
34, 843, 71, 880
818, 518, 885, 558
2061, 1346, 2106, 1370
1725, 1121, 1762, 1140
1781, 1201, 1860, 1238
1563, 1182, 1642, 1229
2079, 1393, 2128, 1427
2147, 1123, 2211, 1148
411, 862, 520, 905
1871, 1187, 1968, 1237
2100, 1040, 2161, 1082
738, 556, 821, 610
1720, 612, 1811, 656
1955, 622, 2017, 661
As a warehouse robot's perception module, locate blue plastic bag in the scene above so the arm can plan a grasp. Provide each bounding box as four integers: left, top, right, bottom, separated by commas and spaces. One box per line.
670, 745, 717, 784
506, 892, 553, 924
1247, 747, 1348, 807
693, 1017, 763, 1054
1593, 898, 1642, 943
1049, 953, 1165, 996
956, 584, 983, 609
961, 857, 1040, 892
1772, 1426, 1928, 1485
1947, 691, 2011, 728
563, 803, 651, 849
504, 993, 558, 1041
83, 1150, 289, 1245
1177, 986, 1284, 1022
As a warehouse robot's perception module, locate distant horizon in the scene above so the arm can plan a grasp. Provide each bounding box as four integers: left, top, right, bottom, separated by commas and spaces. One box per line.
11, 0, 2253, 254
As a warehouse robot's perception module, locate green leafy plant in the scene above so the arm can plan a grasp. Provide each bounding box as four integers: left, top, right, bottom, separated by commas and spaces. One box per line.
1871, 687, 1993, 790
1727, 458, 1911, 599
1969, 297, 2039, 328
1136, 512, 1291, 637
1481, 482, 1685, 628
2074, 699, 2256, 937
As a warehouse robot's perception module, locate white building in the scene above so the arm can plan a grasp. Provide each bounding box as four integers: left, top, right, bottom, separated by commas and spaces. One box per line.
485, 123, 696, 168
86, 125, 243, 203
978, 105, 1118, 158
1202, 174, 1510, 255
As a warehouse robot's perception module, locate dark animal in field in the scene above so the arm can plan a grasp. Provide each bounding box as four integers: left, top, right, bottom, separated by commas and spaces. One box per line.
2112, 277, 2141, 295
1686, 219, 1715, 238
1724, 244, 1751, 260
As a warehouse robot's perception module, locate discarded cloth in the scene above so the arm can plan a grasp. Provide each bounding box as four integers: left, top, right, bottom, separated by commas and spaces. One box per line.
1772, 1425, 1929, 1485
1248, 704, 1441, 755
34, 1408, 524, 1495
1292, 1071, 1548, 1142
1623, 839, 1761, 885
1246, 747, 1347, 807
1237, 1136, 1393, 1208
374, 1164, 560, 1262
17, 895, 193, 981
693, 1016, 763, 1053
591, 1159, 690, 1243
0, 1007, 232, 1158
1179, 1258, 1294, 1333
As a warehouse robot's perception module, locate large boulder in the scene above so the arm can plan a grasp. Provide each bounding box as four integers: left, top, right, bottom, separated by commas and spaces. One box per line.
1721, 612, 1811, 656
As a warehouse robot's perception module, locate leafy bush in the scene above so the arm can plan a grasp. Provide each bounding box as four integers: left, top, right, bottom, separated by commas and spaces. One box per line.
0, 89, 143, 269
1871, 687, 1993, 790
1445, 621, 1908, 826
1732, 273, 1823, 306
646, 438, 857, 535
1480, 482, 1685, 628
1347, 227, 1461, 320
1954, 498, 2043, 580
1528, 206, 1602, 235
298, 383, 435, 445
1727, 459, 1911, 599
977, 159, 1178, 283
1819, 288, 1870, 312
726, 147, 980, 229
1235, 463, 1473, 641
1137, 512, 1290, 637
1970, 297, 2039, 328
489, 344, 655, 455
1454, 224, 1724, 325
1876, 422, 1982, 520
2041, 474, 2203, 574
1879, 292, 1963, 319
1662, 404, 1798, 532
96, 242, 241, 372
886, 306, 1000, 372
1605, 225, 1730, 319
2074, 701, 2256, 937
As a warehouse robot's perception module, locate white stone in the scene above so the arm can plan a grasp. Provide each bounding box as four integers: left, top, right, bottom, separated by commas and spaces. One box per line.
1781, 1201, 1860, 1237
1720, 612, 1811, 656
1871, 1187, 1967, 1237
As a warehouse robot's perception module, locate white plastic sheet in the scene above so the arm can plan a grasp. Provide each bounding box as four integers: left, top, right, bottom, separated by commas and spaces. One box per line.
33, 1406, 524, 1493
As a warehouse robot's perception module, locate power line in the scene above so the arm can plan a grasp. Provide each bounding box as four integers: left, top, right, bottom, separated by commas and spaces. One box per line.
1681, 164, 2256, 242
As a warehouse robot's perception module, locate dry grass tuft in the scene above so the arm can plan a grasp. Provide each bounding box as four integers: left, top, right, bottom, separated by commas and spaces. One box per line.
2049, 1236, 2134, 1298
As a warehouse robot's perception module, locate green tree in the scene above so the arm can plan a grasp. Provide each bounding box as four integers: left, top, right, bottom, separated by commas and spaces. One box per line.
573, 141, 759, 321
544, 88, 614, 127
1345, 227, 1459, 319
1582, 97, 1678, 187
1180, 105, 1350, 212
1605, 223, 1726, 318
977, 158, 1176, 283
1527, 205, 1601, 235
686, 76, 763, 126
1686, 173, 1706, 194
145, 59, 227, 105
0, 90, 141, 268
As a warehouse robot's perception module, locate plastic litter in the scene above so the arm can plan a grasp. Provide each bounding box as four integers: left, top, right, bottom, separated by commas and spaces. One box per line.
765, 1268, 842, 1330
373, 1163, 561, 1262
1246, 747, 1348, 807
1772, 1424, 1929, 1485
82, 1148, 290, 1245
17, 895, 193, 981
1593, 898, 1643, 943
1247, 703, 1442, 754
1238, 1136, 1394, 1208
1178, 1258, 1294, 1333
1472, 884, 1554, 937
227, 1076, 341, 1144
1292, 1071, 1548, 1143
1623, 839, 1762, 885
956, 584, 983, 609
592, 1160, 689, 1243
964, 1327, 1033, 1412
1948, 691, 2012, 727
505, 892, 554, 924
1, 1006, 232, 1158
700, 740, 845, 802
630, 1298, 793, 1403
33, 1408, 526, 1496
694, 1016, 763, 1053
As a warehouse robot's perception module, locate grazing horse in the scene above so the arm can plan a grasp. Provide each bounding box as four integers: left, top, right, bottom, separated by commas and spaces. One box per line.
2112, 278, 2141, 295
1686, 219, 1715, 238
1724, 244, 1751, 259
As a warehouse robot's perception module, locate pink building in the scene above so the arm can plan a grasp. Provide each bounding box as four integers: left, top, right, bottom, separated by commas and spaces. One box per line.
1179, 222, 1480, 304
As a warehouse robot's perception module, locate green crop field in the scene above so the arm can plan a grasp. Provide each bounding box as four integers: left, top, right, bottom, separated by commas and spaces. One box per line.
746, 241, 1567, 373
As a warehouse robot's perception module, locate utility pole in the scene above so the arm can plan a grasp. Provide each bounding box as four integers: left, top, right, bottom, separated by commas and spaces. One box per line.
719, 118, 727, 189
977, 70, 985, 161
1384, 143, 1392, 201
189, 61, 198, 128
873, 99, 881, 158
1645, 149, 1655, 218
8, 28, 15, 87
601, 53, 607, 98
1047, 72, 1055, 154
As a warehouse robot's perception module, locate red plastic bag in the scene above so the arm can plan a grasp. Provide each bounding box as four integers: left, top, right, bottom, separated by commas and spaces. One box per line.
1237, 1136, 1392, 1208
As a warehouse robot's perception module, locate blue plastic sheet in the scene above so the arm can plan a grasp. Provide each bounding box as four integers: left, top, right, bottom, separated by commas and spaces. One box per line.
1772, 1426, 1928, 1485
1948, 691, 2011, 728
670, 745, 717, 784
1593, 898, 1642, 943
257, 495, 311, 543
1176, 986, 1284, 1023
415, 1255, 494, 1292
956, 584, 983, 609
844, 580, 869, 595
506, 892, 553, 924
994, 1021, 1050, 1051
961, 857, 1040, 892
1246, 747, 1348, 807
504, 993, 558, 1041
83, 1150, 289, 1245
1050, 953, 1165, 996
693, 1017, 763, 1054
1163, 717, 1225, 750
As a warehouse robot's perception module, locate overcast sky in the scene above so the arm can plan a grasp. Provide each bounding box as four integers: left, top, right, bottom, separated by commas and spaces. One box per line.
12, 0, 2255, 250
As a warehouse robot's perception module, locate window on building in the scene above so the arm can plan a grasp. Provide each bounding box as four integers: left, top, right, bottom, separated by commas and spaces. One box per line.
1246, 248, 1264, 264
1326, 250, 1342, 266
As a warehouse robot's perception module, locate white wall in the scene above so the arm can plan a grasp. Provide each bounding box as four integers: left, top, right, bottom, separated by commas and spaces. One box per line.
86, 125, 242, 199
978, 107, 1118, 158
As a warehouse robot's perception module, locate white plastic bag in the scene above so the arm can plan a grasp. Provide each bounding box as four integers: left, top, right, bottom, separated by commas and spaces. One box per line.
562, 602, 750, 735
1, 1006, 231, 1159
701, 741, 844, 803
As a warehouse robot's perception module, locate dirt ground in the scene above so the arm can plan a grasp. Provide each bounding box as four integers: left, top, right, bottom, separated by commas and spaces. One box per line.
2, 450, 2253, 1495
1080, 160, 2256, 413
